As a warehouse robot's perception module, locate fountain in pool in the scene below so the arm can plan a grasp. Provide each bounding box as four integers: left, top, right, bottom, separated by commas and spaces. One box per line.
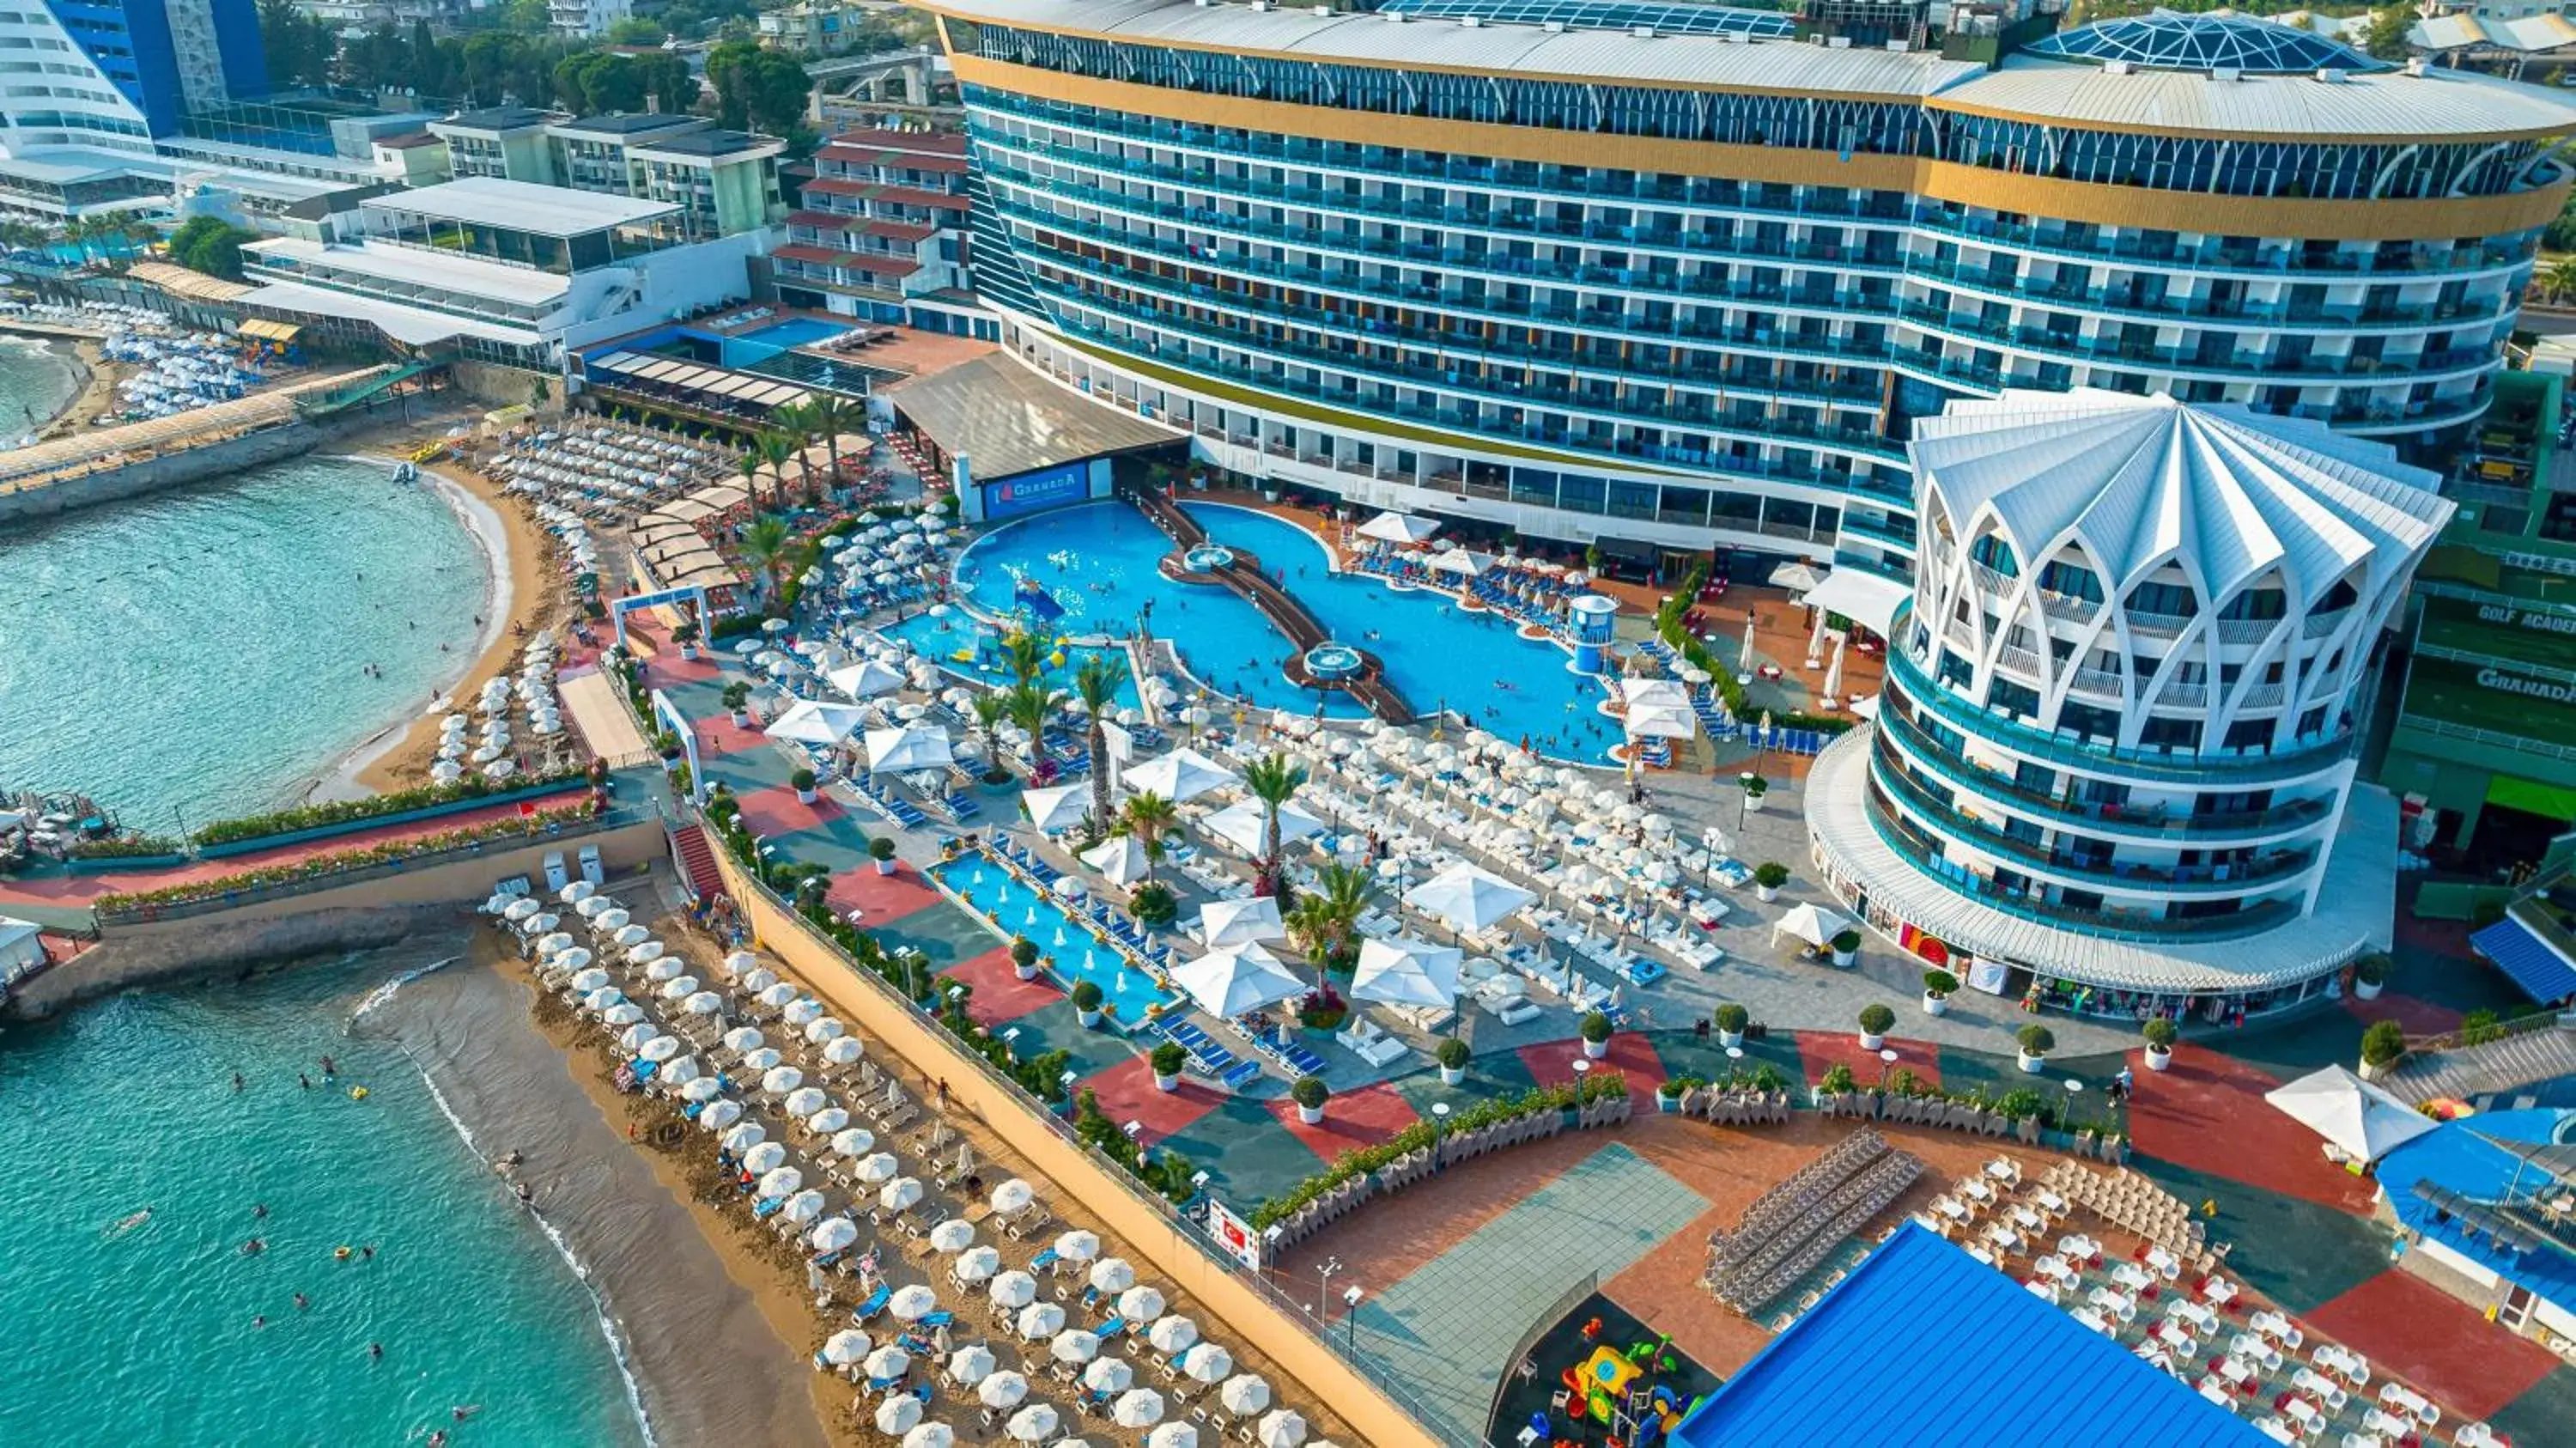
1054, 925, 1069, 947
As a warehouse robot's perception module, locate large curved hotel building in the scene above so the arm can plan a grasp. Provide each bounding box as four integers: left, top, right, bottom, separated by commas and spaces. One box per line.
924, 0, 2575, 587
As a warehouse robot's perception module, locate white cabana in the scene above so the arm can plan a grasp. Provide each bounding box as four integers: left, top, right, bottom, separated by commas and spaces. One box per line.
1080, 833, 1151, 887
829, 658, 907, 698
1355, 511, 1441, 545
1023, 782, 1092, 833
2263, 1065, 2439, 1164
1768, 559, 1827, 593
769, 699, 870, 745
1619, 677, 1692, 713
866, 724, 955, 774
1424, 547, 1485, 576
1771, 902, 1852, 949
1349, 937, 1463, 1010
1121, 748, 1237, 803
1172, 942, 1303, 1019
1198, 896, 1286, 947
1405, 863, 1535, 934
1200, 799, 1327, 857
1623, 705, 1698, 740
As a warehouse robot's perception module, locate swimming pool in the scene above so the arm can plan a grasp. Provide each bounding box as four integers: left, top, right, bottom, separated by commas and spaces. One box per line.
929, 855, 1180, 1029
952, 502, 1624, 759
876, 611, 1145, 713
719, 317, 853, 368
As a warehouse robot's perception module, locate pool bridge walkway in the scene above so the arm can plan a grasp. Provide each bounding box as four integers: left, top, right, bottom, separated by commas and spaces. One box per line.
1116, 484, 1415, 724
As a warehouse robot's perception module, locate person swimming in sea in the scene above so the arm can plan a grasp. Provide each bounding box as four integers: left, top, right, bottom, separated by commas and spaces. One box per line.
240, 1238, 265, 1256
369, 1342, 383, 1361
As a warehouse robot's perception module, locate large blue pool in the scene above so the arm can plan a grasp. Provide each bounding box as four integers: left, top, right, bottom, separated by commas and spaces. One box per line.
877, 611, 1145, 712
952, 502, 1622, 758
720, 317, 854, 368
930, 855, 1180, 1028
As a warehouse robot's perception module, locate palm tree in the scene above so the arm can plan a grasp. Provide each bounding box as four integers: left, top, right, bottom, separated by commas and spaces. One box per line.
736, 447, 767, 508
998, 628, 1048, 689
1121, 791, 1179, 882
1073, 654, 1129, 835
738, 516, 792, 605
794, 392, 856, 495
773, 405, 824, 503
2547, 256, 2576, 307
754, 431, 798, 510
1242, 751, 1309, 897
1003, 679, 1064, 768
969, 691, 1008, 778
1287, 861, 1379, 976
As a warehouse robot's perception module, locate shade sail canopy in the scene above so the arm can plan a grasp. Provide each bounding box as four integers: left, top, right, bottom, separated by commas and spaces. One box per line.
1350, 937, 1463, 1008
1404, 863, 1535, 934
1356, 511, 1441, 544
769, 700, 869, 745
1122, 748, 1238, 803
2264, 1065, 2440, 1163
1171, 942, 1303, 1019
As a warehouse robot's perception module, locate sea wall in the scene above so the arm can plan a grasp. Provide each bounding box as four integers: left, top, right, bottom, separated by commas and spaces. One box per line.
707, 845, 1445, 1448
10, 817, 668, 1019
0, 420, 320, 524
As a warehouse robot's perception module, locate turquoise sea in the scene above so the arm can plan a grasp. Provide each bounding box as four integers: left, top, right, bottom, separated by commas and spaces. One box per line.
0, 332, 81, 436
0, 454, 488, 833
0, 945, 645, 1448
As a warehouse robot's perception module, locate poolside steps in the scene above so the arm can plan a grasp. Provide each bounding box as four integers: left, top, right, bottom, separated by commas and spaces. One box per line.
2376, 1021, 2576, 1106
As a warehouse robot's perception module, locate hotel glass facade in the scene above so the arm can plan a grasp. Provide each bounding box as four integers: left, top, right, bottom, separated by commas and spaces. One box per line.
929, 0, 2574, 572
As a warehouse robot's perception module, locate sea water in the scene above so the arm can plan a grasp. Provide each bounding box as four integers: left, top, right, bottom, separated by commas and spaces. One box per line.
0, 333, 82, 436
0, 942, 645, 1447
0, 454, 486, 832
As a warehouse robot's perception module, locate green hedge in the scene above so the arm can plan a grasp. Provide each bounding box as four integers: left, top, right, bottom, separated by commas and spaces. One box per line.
1656, 563, 1855, 738
191, 769, 587, 846
67, 834, 186, 860
1249, 1070, 1629, 1229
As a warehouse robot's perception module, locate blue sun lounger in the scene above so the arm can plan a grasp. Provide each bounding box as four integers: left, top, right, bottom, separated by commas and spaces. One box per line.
851, 1282, 891, 1322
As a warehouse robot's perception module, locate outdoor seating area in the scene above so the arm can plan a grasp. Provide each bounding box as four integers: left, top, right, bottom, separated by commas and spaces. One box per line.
1701, 1129, 1923, 1317
492, 421, 727, 521
494, 884, 1341, 1448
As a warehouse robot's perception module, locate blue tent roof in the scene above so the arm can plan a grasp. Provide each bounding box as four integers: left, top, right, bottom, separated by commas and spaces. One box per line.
2470, 916, 2576, 1004
1671, 1223, 2265, 1447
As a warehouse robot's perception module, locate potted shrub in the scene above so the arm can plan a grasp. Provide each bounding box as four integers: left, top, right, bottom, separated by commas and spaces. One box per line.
869, 836, 898, 877
722, 680, 752, 727
1922, 969, 1958, 1018
1578, 1010, 1613, 1060
1741, 774, 1770, 812
1291, 1074, 1329, 1125
1829, 928, 1862, 968
791, 767, 819, 806
1815, 1062, 1856, 1106
1129, 881, 1177, 928
1072, 980, 1105, 1029
1857, 1002, 1895, 1051
1712, 1003, 1749, 1049
1010, 934, 1042, 982
2142, 1016, 2178, 1072
2016, 1023, 2054, 1075
1656, 1074, 1698, 1113
1150, 1042, 1188, 1092
2351, 951, 2391, 1001
1436, 1037, 1470, 1086
672, 620, 702, 660
1753, 861, 1789, 903
2359, 1019, 2407, 1078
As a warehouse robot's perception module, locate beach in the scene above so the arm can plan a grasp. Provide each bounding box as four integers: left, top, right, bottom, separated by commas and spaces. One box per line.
381, 936, 830, 1448
34, 336, 118, 439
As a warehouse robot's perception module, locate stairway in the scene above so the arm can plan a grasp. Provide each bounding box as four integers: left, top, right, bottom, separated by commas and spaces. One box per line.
2378, 1022, 2576, 1105
671, 824, 727, 905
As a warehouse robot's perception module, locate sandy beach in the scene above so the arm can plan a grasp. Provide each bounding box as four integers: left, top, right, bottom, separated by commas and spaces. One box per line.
376, 935, 830, 1448
305, 419, 567, 802
35, 337, 118, 440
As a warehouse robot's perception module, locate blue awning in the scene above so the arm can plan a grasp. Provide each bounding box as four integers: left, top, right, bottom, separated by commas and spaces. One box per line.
2471, 916, 2576, 1003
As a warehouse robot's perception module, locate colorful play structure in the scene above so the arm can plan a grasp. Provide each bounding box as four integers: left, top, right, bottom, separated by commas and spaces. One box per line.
1535, 1326, 1703, 1448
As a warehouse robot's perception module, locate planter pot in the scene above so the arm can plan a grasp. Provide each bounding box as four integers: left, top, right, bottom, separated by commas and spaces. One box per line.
1581, 1037, 1609, 1060
1438, 1065, 1465, 1086
1831, 947, 1856, 967
1744, 794, 1767, 813
1716, 1028, 1744, 1049
1754, 885, 1779, 903
2145, 1044, 2173, 1073
1015, 963, 1042, 982
680, 645, 700, 661
1077, 1007, 1103, 1029
1923, 993, 1950, 1018
1858, 1031, 1886, 1051
874, 858, 897, 877
1153, 1072, 1180, 1093
2018, 1050, 2046, 1075
731, 710, 750, 727
1656, 1090, 1682, 1114
2354, 980, 2384, 1001
796, 788, 818, 805
977, 776, 1017, 797
1297, 1104, 1324, 1125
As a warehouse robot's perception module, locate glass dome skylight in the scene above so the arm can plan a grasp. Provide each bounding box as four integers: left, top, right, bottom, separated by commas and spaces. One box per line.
2024, 9, 2387, 74
1376, 0, 1795, 38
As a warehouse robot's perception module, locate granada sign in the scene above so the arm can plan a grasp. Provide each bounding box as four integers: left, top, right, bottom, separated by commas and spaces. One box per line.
2476, 666, 2576, 704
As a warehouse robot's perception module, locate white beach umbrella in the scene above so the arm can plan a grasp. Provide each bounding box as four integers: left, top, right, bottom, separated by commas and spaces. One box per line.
558, 880, 595, 904
880, 1177, 925, 1213
902, 1424, 954, 1448
811, 1216, 860, 1254
612, 924, 652, 948
888, 1284, 938, 1321
1218, 1376, 1271, 1416
1111, 1390, 1164, 1428
679, 1074, 723, 1103
1087, 1257, 1134, 1293
619, 1022, 660, 1051
724, 1123, 769, 1157
989, 1178, 1035, 1215
1146, 1426, 1198, 1448
1017, 1302, 1066, 1341
823, 1328, 872, 1366
586, 908, 629, 935
1118, 1286, 1167, 1323
599, 1002, 644, 1027
721, 950, 759, 978
758, 983, 797, 1008
1404, 862, 1536, 934
783, 999, 825, 1027
504, 897, 544, 922
657, 976, 699, 1001
627, 940, 666, 966
855, 1152, 899, 1183
829, 1127, 875, 1159
742, 967, 779, 992
552, 946, 592, 973
822, 1036, 864, 1066
1196, 897, 1285, 948
954, 1246, 1001, 1283
1172, 942, 1301, 1019
1081, 1358, 1133, 1395
761, 1065, 805, 1094
723, 1025, 765, 1053
803, 1016, 846, 1043
743, 1048, 784, 1073
1054, 1231, 1100, 1263
978, 1372, 1029, 1409
805, 1105, 850, 1135
1146, 1316, 1198, 1355
639, 1036, 682, 1064
1006, 1404, 1060, 1443
1179, 1342, 1230, 1384
683, 990, 725, 1017
1256, 1411, 1308, 1448
756, 1166, 804, 1198
1350, 937, 1463, 1010
929, 1219, 976, 1254
1121, 748, 1236, 802
866, 1344, 912, 1382
571, 967, 612, 993
698, 1099, 744, 1131
988, 1270, 1037, 1310
659, 1056, 702, 1087
740, 1140, 785, 1172
1049, 1328, 1099, 1364
535, 931, 576, 958
781, 1190, 827, 1224
782, 1086, 828, 1117
874, 1397, 923, 1435
948, 1344, 997, 1386
646, 957, 685, 982
480, 891, 513, 914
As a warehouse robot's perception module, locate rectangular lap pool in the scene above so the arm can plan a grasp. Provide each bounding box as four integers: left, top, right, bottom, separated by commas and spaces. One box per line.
928, 856, 1179, 1030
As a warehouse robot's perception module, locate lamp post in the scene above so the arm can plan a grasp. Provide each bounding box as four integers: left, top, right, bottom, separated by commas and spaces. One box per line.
1341, 1285, 1364, 1353
1315, 1256, 1341, 1317
1877, 1046, 1899, 1090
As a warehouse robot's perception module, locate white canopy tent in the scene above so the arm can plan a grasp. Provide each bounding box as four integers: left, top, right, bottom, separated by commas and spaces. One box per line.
1349, 937, 1462, 1009
1404, 863, 1535, 934
1200, 799, 1327, 857
1022, 783, 1091, 833
1623, 705, 1698, 740
1425, 547, 1486, 577
1081, 834, 1152, 888
829, 659, 908, 698
1799, 567, 1913, 639
1619, 677, 1692, 713
769, 700, 870, 745
1171, 942, 1305, 1019
0, 916, 43, 976
1122, 748, 1239, 803
1768, 560, 1827, 593
866, 725, 956, 774
1771, 902, 1852, 948
2263, 1065, 2439, 1164
1356, 511, 1441, 545
1199, 896, 1286, 948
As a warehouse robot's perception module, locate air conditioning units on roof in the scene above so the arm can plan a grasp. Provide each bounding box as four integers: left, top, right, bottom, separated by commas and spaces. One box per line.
2104, 59, 2133, 74
1631, 23, 1656, 35
1827, 33, 1851, 46
2315, 66, 2346, 82
1544, 18, 1565, 29
2211, 65, 2241, 81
